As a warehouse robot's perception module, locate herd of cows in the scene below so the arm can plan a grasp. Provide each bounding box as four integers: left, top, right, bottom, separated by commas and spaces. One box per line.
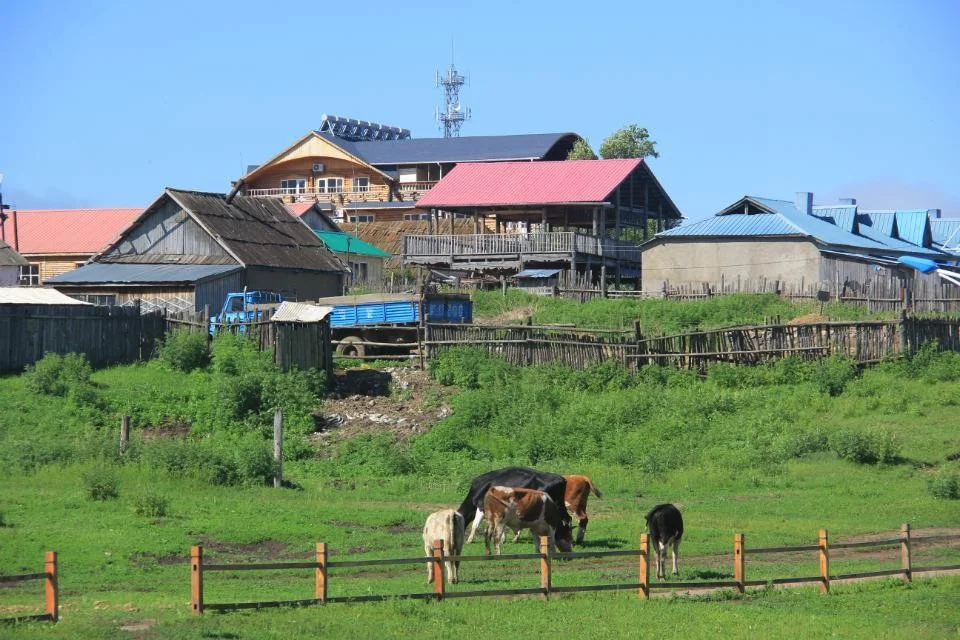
421, 466, 684, 585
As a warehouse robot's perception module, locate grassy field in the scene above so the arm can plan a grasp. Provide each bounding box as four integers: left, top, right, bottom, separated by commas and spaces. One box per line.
1, 296, 959, 638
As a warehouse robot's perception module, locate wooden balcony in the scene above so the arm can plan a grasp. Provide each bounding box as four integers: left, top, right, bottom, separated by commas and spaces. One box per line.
397, 181, 438, 199
402, 232, 641, 270
245, 184, 392, 203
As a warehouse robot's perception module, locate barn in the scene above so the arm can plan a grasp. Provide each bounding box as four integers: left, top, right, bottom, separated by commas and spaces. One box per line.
47, 188, 347, 312
0, 239, 28, 286
641, 193, 949, 295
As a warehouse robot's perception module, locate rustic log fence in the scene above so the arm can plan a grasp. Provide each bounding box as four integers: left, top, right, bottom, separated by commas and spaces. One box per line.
425, 314, 960, 370
188, 525, 959, 614
0, 552, 58, 623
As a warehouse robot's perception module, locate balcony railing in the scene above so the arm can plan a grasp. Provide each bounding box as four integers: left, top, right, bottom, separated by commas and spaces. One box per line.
403, 232, 641, 262
397, 181, 438, 195
245, 184, 391, 202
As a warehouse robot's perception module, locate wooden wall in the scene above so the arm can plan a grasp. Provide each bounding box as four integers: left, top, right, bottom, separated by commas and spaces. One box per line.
104, 199, 231, 262
244, 268, 343, 301
246, 156, 390, 195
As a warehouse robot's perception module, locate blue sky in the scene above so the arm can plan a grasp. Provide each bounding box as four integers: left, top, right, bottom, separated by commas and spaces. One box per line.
1, 0, 958, 221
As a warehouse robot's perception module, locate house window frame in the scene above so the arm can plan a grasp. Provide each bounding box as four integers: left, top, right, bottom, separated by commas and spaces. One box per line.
350, 261, 369, 282
403, 213, 430, 221
353, 177, 369, 193
280, 178, 306, 194
348, 215, 374, 223
19, 263, 40, 286
317, 177, 344, 194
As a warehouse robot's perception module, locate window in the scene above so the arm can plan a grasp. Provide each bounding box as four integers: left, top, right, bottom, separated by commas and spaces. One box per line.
70, 294, 116, 306
350, 261, 369, 282
353, 177, 369, 192
348, 215, 374, 223
280, 178, 306, 194
317, 177, 344, 193
403, 213, 430, 221
228, 296, 245, 312
18, 263, 39, 286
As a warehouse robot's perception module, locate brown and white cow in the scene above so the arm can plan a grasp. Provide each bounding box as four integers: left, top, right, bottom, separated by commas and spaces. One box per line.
422, 508, 466, 584
513, 474, 603, 545
483, 486, 574, 556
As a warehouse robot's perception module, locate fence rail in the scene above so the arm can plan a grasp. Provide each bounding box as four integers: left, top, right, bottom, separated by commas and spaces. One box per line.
188, 524, 960, 614
0, 552, 58, 623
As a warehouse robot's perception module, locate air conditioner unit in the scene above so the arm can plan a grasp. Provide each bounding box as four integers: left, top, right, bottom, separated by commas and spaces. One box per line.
312, 163, 325, 173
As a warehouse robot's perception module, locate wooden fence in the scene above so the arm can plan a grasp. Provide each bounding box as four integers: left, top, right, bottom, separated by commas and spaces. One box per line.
425, 314, 960, 370
188, 525, 959, 613
0, 552, 58, 623
0, 305, 166, 373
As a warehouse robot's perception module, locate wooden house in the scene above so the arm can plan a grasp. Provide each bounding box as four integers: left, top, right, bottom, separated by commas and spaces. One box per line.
47, 188, 346, 312
314, 230, 391, 285
404, 158, 683, 288
0, 239, 28, 286
6, 207, 142, 285
237, 114, 580, 224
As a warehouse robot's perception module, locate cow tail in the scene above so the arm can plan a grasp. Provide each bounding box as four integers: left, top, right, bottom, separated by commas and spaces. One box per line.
590, 480, 604, 499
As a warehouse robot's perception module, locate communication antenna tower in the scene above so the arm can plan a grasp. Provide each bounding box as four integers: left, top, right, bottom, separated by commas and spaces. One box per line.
435, 54, 471, 138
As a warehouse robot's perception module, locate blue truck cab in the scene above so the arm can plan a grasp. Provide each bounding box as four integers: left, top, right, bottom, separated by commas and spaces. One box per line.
209, 290, 285, 334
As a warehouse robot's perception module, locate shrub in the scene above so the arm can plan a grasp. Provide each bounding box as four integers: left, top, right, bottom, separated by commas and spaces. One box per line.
133, 492, 170, 518
814, 356, 857, 396
429, 347, 513, 389
927, 467, 960, 500
233, 436, 277, 486
156, 330, 209, 372
829, 429, 900, 464
0, 512, 7, 528
24, 352, 94, 397
81, 466, 120, 501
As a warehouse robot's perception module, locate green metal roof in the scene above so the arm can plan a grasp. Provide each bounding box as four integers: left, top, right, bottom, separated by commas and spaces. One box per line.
315, 231, 391, 258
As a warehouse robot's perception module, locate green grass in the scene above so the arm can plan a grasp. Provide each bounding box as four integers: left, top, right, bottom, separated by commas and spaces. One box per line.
471, 290, 885, 332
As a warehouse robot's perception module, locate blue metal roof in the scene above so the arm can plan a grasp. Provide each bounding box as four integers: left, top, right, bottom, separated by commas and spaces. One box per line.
811, 205, 858, 233
515, 269, 562, 278
859, 211, 896, 236
657, 213, 800, 237
317, 132, 578, 166
931, 219, 960, 246
893, 210, 930, 247
46, 263, 241, 285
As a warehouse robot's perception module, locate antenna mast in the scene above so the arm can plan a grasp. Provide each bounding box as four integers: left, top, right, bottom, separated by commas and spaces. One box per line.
435, 50, 471, 138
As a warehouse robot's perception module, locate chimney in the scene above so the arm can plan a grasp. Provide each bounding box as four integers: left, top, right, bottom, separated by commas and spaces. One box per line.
225, 179, 244, 204
794, 192, 813, 216
930, 208, 942, 219
838, 198, 857, 206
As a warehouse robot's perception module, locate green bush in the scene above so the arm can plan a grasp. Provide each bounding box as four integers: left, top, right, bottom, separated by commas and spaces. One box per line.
429, 347, 514, 389
927, 467, 960, 500
814, 356, 857, 396
81, 465, 120, 501
156, 330, 209, 372
133, 492, 170, 518
24, 352, 94, 397
829, 429, 900, 464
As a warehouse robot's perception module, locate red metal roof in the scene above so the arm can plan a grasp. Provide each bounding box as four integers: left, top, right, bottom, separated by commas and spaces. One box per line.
415, 158, 644, 208
285, 202, 315, 216
8, 208, 143, 255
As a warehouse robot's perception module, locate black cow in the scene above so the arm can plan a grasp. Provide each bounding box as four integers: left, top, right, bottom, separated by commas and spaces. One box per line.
457, 467, 571, 543
646, 503, 683, 580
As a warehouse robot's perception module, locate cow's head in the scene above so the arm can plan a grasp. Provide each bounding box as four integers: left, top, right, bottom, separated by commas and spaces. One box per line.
555, 521, 574, 553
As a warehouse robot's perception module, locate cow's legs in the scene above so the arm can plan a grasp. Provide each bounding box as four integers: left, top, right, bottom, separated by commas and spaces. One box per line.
671, 539, 680, 576
656, 541, 666, 580
576, 516, 588, 545
465, 510, 484, 544
446, 559, 458, 584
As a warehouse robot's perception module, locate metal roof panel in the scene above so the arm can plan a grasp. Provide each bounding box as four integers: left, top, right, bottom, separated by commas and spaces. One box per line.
46, 263, 242, 285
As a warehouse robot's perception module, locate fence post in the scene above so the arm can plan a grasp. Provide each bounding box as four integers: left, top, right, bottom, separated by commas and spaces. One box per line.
539, 535, 552, 599
431, 539, 445, 600
901, 523, 912, 583
316, 542, 328, 604
191, 545, 204, 615
639, 533, 649, 599
119, 415, 130, 457
734, 533, 745, 594
899, 308, 908, 357
44, 551, 58, 622
818, 529, 830, 594
273, 411, 283, 488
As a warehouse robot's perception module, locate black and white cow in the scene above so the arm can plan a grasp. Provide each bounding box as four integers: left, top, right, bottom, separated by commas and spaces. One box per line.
646, 503, 683, 580
457, 467, 571, 543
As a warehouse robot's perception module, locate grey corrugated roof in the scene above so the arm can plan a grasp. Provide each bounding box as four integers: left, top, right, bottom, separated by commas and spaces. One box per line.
136, 189, 347, 273
317, 132, 579, 165
0, 239, 28, 266
47, 263, 241, 285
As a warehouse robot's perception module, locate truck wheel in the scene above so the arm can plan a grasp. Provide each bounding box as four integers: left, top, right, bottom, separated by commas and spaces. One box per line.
336, 336, 365, 358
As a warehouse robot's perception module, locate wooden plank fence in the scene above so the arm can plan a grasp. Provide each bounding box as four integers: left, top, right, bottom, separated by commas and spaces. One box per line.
0, 552, 58, 623
425, 314, 960, 371
188, 525, 960, 614
0, 305, 166, 373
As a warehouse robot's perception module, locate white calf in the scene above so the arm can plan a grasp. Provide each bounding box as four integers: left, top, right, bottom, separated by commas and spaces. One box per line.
422, 508, 466, 584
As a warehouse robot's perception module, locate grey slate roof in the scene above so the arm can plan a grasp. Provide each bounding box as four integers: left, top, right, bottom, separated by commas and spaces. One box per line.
0, 239, 28, 266
47, 263, 241, 285
318, 132, 579, 165
128, 189, 347, 273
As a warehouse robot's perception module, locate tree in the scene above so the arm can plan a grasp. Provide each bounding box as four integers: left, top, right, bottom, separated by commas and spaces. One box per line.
598, 124, 659, 159
567, 137, 597, 160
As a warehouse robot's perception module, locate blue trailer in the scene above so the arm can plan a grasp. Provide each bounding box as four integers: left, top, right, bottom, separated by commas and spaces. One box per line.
316, 292, 472, 357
